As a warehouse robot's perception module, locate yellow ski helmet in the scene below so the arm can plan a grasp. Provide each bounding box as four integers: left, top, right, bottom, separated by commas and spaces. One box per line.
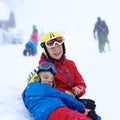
40, 31, 66, 57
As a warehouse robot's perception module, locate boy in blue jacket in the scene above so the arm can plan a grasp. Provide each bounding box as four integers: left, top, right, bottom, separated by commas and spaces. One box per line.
22, 62, 98, 120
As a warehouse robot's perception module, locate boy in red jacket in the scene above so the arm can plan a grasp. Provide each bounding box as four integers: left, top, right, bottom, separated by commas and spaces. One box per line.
39, 31, 86, 98
37, 31, 101, 120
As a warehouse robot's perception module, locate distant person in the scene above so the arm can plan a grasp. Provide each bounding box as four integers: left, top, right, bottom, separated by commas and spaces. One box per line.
31, 25, 39, 46
23, 39, 37, 56
22, 62, 92, 120
93, 17, 110, 53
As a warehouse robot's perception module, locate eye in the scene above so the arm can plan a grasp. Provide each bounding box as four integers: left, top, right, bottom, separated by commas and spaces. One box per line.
43, 76, 49, 79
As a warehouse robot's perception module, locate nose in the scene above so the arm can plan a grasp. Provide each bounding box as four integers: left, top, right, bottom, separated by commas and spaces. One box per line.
46, 79, 53, 82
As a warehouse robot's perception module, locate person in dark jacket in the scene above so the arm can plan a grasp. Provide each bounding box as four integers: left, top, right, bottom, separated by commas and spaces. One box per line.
93, 17, 109, 53
22, 62, 92, 120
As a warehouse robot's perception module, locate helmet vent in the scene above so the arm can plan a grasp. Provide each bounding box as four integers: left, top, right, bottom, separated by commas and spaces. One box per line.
50, 32, 55, 38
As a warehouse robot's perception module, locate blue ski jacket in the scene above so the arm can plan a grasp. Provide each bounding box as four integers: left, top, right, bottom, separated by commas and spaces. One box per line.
22, 82, 85, 120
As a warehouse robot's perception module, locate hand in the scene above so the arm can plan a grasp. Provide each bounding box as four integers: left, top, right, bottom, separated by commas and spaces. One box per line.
72, 86, 81, 96
87, 110, 97, 120
78, 98, 96, 111
83, 109, 90, 116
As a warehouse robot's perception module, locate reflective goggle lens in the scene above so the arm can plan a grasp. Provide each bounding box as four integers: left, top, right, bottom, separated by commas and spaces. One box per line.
45, 37, 64, 48
39, 62, 56, 75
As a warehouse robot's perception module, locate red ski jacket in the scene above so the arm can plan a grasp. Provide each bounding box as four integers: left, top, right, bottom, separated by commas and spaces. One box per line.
39, 53, 86, 97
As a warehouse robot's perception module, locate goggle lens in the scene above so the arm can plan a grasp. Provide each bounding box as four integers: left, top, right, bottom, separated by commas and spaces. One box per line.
45, 37, 64, 48
39, 62, 56, 75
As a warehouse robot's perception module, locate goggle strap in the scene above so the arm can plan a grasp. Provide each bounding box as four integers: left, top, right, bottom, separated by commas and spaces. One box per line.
27, 66, 39, 80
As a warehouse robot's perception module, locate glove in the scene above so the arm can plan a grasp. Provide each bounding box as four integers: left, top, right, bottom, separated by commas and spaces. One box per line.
27, 66, 40, 83
78, 98, 96, 111
87, 110, 97, 120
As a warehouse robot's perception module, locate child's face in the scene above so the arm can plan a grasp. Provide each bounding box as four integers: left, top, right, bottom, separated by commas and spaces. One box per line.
47, 44, 63, 60
38, 71, 54, 87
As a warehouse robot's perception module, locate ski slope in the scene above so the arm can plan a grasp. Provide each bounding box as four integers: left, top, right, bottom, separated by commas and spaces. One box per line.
0, 33, 120, 119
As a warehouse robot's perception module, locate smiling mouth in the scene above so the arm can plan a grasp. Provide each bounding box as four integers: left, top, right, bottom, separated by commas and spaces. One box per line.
45, 82, 52, 86
54, 52, 61, 56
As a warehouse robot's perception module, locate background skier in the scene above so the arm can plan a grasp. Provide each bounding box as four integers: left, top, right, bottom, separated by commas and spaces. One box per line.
23, 38, 37, 56
31, 25, 39, 46
93, 17, 110, 53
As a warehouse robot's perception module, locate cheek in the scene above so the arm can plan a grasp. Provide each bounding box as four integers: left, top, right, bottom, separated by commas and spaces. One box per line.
47, 49, 54, 56
47, 46, 63, 59
47, 48, 56, 55
40, 78, 46, 83
41, 80, 44, 83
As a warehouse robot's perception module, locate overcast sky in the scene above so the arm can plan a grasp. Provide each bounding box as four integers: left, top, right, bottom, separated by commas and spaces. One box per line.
1, 0, 120, 31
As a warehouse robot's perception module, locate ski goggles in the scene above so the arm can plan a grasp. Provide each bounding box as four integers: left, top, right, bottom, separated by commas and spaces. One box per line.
38, 62, 56, 75
45, 36, 64, 48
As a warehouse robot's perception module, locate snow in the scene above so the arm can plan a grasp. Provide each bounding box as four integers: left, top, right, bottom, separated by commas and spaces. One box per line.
0, 0, 120, 120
